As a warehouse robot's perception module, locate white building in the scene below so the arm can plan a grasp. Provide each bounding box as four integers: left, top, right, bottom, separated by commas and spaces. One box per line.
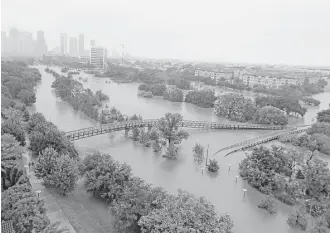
90, 46, 108, 70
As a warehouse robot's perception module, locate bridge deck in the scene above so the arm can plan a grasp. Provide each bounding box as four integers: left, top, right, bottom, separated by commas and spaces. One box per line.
65, 119, 292, 141
211, 126, 310, 157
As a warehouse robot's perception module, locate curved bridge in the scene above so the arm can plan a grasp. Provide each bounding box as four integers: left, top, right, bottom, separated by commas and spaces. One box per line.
212, 125, 310, 157
65, 119, 290, 141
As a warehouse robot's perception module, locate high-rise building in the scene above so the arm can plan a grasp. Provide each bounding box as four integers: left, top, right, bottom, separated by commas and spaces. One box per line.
69, 37, 78, 57
19, 31, 34, 55
79, 34, 84, 57
35, 30, 48, 56
90, 40, 96, 48
1, 31, 7, 53
9, 28, 20, 53
60, 33, 68, 55
90, 46, 107, 70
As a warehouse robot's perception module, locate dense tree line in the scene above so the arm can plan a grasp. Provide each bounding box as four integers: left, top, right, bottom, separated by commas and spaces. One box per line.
27, 112, 78, 157
239, 146, 330, 231
214, 93, 297, 125
1, 62, 67, 232
46, 68, 109, 120
300, 97, 321, 106
255, 95, 307, 117
163, 85, 184, 102
279, 122, 330, 155
1, 61, 40, 105
185, 89, 216, 108
81, 151, 234, 232
317, 108, 330, 123
138, 83, 167, 96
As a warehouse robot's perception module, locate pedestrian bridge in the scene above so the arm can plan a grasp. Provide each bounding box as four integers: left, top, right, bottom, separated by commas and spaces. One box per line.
212, 125, 310, 157
65, 119, 292, 141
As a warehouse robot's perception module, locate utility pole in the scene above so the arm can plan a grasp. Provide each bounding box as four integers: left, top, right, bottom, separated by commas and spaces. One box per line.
121, 44, 124, 65
205, 144, 209, 167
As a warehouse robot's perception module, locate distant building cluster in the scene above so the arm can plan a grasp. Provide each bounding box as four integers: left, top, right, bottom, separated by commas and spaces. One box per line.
1, 28, 47, 57
195, 68, 327, 88
60, 33, 89, 57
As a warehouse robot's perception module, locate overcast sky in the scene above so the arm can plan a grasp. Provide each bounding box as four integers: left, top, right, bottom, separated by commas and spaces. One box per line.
2, 0, 330, 66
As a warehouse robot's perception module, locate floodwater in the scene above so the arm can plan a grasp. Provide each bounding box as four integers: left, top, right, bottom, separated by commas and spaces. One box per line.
30, 65, 330, 233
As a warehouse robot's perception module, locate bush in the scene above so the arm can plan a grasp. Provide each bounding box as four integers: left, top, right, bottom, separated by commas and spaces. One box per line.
192, 143, 205, 162
258, 195, 276, 214
287, 208, 308, 231
208, 159, 220, 172
163, 143, 179, 159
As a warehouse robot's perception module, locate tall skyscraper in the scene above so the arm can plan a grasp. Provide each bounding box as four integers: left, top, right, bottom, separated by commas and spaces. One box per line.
90, 40, 96, 48
19, 31, 33, 54
9, 28, 20, 53
69, 37, 78, 57
79, 34, 84, 57
60, 33, 68, 55
35, 30, 48, 56
1, 31, 7, 53
90, 46, 107, 70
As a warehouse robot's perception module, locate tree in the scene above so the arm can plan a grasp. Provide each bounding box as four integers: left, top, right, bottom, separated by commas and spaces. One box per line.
152, 141, 162, 152
17, 89, 36, 105
185, 89, 216, 108
156, 113, 189, 145
192, 143, 205, 162
26, 112, 47, 133
163, 86, 184, 102
138, 189, 234, 233
317, 109, 330, 123
258, 195, 276, 214
34, 147, 60, 179
214, 93, 257, 122
83, 152, 133, 203
164, 143, 179, 159
254, 106, 288, 125
132, 127, 140, 141
110, 177, 168, 232
149, 128, 159, 140
1, 118, 26, 146
287, 207, 308, 231
45, 154, 80, 195
307, 122, 330, 137
1, 183, 50, 232
208, 159, 220, 172
302, 158, 330, 200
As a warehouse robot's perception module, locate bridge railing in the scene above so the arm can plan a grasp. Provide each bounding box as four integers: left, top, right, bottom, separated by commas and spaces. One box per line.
223, 127, 310, 157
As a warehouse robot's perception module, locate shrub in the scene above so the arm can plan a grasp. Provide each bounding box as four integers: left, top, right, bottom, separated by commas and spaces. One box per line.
258, 195, 276, 214
208, 159, 220, 172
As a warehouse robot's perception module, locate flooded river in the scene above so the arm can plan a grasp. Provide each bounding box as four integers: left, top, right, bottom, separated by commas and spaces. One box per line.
30, 65, 330, 233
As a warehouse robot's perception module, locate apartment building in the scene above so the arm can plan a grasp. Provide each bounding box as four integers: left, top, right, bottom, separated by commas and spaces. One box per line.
195, 69, 234, 83
90, 46, 108, 70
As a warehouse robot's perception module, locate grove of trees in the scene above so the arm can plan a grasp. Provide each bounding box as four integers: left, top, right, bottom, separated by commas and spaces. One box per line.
81, 151, 234, 232
185, 89, 216, 108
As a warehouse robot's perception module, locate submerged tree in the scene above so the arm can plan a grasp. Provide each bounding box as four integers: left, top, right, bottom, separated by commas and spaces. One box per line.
192, 143, 205, 162
156, 113, 189, 145
258, 195, 276, 214
208, 159, 220, 172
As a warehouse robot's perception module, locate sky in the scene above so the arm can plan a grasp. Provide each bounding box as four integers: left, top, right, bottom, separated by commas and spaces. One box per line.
1, 0, 330, 66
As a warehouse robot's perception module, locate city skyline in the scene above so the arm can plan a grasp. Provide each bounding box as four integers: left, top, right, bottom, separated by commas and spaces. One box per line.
2, 0, 330, 66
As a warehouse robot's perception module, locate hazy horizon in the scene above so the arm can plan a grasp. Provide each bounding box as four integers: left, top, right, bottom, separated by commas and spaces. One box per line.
2, 0, 330, 67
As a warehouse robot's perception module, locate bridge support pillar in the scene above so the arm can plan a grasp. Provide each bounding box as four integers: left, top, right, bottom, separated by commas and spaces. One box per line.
125, 128, 129, 136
